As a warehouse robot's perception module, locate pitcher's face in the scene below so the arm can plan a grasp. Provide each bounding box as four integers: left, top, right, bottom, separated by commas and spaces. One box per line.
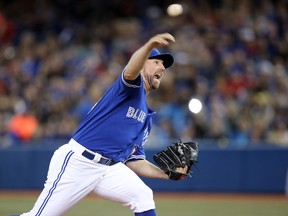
142, 59, 165, 91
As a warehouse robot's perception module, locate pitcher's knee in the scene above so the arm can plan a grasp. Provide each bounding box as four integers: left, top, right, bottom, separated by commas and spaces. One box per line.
129, 185, 155, 213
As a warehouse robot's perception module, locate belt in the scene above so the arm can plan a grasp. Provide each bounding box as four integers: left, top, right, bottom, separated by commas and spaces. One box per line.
82, 150, 117, 166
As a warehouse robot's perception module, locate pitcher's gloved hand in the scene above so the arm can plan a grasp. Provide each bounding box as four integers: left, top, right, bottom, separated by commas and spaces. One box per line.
153, 140, 199, 180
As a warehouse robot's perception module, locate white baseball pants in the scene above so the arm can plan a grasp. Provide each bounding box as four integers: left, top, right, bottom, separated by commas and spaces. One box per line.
21, 140, 155, 216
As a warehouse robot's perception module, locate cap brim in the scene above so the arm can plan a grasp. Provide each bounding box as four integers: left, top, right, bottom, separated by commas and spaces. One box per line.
148, 53, 174, 69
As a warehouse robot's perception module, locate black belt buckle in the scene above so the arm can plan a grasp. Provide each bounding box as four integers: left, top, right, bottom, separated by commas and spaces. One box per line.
99, 157, 116, 166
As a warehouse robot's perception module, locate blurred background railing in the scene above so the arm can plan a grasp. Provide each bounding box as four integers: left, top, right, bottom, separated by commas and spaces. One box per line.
1, 139, 288, 194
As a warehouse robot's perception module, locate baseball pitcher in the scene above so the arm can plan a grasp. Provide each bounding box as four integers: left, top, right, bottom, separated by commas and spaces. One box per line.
14, 33, 198, 216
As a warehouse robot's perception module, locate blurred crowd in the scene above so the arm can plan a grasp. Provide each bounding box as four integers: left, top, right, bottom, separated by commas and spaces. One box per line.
0, 0, 288, 148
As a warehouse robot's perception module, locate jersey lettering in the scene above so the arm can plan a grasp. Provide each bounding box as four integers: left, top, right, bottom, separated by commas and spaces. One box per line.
126, 106, 146, 123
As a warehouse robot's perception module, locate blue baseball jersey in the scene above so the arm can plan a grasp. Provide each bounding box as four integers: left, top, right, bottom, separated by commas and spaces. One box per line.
72, 69, 155, 163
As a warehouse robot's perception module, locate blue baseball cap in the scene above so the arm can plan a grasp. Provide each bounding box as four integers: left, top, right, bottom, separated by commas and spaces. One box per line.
148, 48, 174, 69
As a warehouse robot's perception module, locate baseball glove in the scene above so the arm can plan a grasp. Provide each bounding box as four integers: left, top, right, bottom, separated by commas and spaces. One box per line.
153, 140, 199, 180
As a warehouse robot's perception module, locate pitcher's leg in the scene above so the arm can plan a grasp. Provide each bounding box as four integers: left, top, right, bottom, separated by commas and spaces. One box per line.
21, 145, 106, 216
93, 163, 156, 214
21, 148, 77, 216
